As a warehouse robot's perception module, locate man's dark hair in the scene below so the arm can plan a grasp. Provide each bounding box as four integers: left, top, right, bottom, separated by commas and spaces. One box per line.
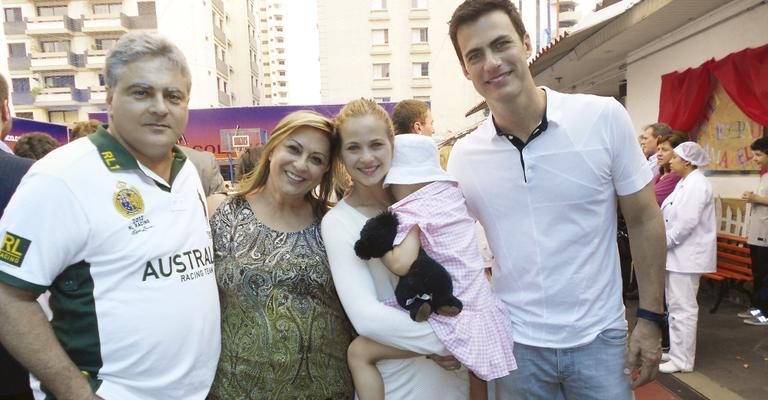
644, 122, 672, 138
751, 137, 768, 153
13, 132, 60, 160
392, 100, 429, 135
449, 0, 526, 67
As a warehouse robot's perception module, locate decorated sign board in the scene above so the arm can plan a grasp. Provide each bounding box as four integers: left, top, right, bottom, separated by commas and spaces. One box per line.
696, 83, 766, 172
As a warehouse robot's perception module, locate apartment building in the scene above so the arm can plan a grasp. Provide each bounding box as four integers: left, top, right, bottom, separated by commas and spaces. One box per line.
0, 0, 263, 124
518, 0, 590, 55
317, 0, 484, 136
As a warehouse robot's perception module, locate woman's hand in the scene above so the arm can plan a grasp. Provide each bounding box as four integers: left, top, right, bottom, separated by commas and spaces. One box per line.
426, 354, 461, 371
742, 191, 755, 203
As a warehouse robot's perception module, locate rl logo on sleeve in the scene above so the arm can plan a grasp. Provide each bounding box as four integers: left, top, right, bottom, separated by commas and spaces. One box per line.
0, 232, 31, 267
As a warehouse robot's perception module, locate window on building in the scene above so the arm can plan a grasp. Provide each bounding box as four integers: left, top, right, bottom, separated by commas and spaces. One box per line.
98, 74, 106, 86
36, 5, 68, 17
278, 81, 286, 87
11, 78, 30, 93
137, 1, 156, 16
7, 43, 26, 57
48, 110, 79, 124
4, 8, 22, 22
93, 3, 122, 14
15, 112, 33, 119
374, 97, 391, 103
43, 75, 75, 88
214, 44, 225, 62
276, 26, 283, 32
412, 27, 428, 43
278, 71, 285, 76
278, 60, 285, 65
371, 0, 387, 10
274, 15, 283, 21
373, 63, 390, 79
412, 62, 429, 77
411, 0, 428, 9
40, 40, 71, 53
371, 29, 388, 45
95, 38, 118, 51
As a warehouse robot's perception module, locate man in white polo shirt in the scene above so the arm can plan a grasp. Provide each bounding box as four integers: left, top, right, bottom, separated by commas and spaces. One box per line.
447, 1, 667, 398
0, 32, 220, 400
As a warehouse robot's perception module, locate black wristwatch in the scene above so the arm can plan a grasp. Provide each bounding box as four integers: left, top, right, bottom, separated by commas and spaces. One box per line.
636, 308, 666, 328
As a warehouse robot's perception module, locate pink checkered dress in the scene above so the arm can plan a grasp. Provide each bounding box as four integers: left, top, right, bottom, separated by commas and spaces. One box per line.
390, 181, 517, 380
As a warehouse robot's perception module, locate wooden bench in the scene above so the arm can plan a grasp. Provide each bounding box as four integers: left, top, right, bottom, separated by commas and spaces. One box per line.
703, 233, 753, 313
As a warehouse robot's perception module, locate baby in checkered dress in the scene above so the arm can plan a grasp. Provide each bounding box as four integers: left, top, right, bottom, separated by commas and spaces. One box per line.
348, 134, 517, 399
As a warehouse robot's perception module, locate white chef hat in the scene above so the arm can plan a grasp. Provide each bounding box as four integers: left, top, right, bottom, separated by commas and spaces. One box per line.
673, 141, 709, 167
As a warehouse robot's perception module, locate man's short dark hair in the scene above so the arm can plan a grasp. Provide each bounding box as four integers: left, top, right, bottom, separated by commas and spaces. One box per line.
392, 100, 429, 135
644, 122, 672, 138
449, 0, 526, 67
751, 137, 768, 153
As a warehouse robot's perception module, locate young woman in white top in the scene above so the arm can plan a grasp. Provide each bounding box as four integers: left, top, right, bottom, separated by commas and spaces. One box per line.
659, 142, 716, 374
321, 98, 468, 399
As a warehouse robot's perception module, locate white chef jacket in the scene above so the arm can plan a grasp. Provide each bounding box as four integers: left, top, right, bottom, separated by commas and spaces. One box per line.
661, 169, 716, 273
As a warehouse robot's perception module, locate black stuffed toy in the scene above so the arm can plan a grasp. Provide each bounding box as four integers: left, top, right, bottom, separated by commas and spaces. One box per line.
354, 211, 463, 322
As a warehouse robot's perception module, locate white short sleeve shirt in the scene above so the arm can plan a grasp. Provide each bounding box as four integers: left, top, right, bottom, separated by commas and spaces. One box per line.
448, 87, 652, 348
0, 128, 220, 400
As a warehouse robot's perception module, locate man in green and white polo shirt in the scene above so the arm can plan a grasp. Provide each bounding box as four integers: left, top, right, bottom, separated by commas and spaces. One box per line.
0, 32, 220, 400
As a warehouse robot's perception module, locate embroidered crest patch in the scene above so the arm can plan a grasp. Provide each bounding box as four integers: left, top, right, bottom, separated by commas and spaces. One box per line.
113, 182, 145, 218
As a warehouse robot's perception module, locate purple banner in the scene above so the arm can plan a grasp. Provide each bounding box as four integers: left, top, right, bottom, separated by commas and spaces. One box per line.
91, 102, 397, 158
2, 118, 69, 151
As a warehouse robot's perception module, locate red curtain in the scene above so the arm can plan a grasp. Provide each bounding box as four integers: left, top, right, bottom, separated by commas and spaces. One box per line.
710, 44, 768, 126
658, 43, 768, 132
658, 60, 714, 132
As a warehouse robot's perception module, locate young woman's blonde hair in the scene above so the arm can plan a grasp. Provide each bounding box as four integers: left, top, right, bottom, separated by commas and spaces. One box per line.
236, 110, 342, 218
333, 98, 394, 145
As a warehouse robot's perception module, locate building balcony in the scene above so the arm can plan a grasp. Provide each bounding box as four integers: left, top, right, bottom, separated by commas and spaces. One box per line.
411, 77, 432, 89
370, 45, 391, 56
126, 14, 157, 29
409, 9, 429, 21
29, 51, 78, 72
216, 59, 229, 77
559, 10, 580, 27
559, 0, 577, 8
250, 59, 259, 73
12, 92, 35, 106
212, 0, 224, 14
4, 21, 26, 35
410, 43, 430, 54
249, 35, 258, 49
369, 10, 389, 22
25, 15, 77, 36
371, 79, 392, 90
213, 25, 227, 45
218, 91, 231, 106
81, 13, 129, 33
85, 49, 108, 69
89, 86, 107, 104
248, 11, 255, 26
7, 56, 31, 71
34, 87, 76, 107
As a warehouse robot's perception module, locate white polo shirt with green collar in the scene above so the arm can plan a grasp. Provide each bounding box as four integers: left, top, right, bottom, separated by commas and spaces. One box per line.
0, 127, 220, 400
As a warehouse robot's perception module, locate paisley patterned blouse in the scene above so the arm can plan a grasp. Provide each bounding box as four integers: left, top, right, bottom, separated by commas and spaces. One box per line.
207, 196, 354, 400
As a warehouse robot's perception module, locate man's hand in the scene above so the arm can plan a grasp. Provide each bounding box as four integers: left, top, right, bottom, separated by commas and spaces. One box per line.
742, 191, 756, 203
625, 318, 662, 388
426, 354, 461, 371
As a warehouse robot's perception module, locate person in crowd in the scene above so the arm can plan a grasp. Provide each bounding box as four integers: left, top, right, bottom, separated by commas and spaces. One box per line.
653, 131, 688, 205
0, 32, 220, 399
739, 138, 768, 326
205, 110, 354, 399
659, 142, 716, 373
446, 1, 667, 398
69, 119, 103, 141
178, 145, 226, 196
347, 133, 515, 400
0, 72, 34, 400
12, 132, 60, 160
235, 146, 263, 183
392, 99, 435, 136
642, 122, 672, 178
322, 98, 469, 399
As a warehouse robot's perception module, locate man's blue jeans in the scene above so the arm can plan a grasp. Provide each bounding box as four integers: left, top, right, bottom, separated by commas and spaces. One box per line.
494, 329, 632, 400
